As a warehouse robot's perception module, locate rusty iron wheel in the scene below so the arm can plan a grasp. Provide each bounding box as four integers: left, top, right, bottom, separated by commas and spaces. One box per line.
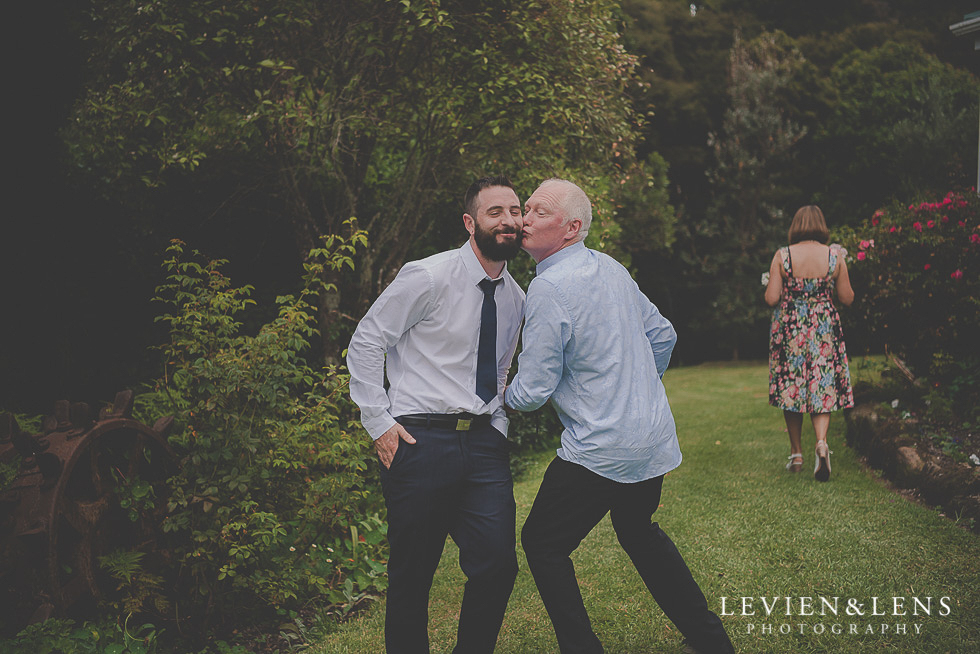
1, 391, 175, 632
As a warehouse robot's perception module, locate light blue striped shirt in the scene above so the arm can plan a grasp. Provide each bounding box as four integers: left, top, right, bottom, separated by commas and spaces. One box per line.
504, 242, 682, 482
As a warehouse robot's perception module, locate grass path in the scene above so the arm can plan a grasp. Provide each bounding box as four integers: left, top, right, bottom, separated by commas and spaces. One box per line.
313, 361, 979, 653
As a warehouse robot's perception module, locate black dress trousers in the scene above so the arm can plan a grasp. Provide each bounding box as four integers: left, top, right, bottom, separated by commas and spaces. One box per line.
521, 457, 735, 654
380, 420, 517, 654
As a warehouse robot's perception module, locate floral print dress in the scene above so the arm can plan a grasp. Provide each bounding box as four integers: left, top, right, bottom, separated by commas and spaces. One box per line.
769, 244, 854, 413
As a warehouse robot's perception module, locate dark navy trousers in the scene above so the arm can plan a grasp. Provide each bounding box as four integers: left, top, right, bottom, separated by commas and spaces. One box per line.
521, 457, 735, 654
379, 421, 517, 654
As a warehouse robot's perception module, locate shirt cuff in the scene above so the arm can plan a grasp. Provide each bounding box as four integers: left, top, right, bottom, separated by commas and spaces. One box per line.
504, 379, 546, 412
490, 407, 509, 437
503, 384, 516, 411
362, 412, 397, 441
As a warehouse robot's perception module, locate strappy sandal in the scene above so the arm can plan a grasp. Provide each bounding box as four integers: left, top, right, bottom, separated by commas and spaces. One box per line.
785, 453, 803, 472
814, 441, 832, 482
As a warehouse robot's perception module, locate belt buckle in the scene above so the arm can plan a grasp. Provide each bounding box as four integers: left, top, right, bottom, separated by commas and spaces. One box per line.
455, 418, 472, 431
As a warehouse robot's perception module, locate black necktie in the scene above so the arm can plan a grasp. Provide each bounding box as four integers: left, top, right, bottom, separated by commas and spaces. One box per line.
476, 278, 502, 403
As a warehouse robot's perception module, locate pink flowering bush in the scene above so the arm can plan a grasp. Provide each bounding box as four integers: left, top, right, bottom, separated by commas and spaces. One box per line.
836, 190, 980, 420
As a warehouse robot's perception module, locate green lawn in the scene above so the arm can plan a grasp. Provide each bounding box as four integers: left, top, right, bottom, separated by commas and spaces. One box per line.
312, 361, 980, 653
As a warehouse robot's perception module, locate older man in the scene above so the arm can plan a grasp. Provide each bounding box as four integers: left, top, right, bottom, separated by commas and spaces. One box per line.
347, 176, 525, 653
504, 179, 734, 654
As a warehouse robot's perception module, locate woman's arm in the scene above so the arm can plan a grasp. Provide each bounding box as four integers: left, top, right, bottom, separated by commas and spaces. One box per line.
764, 251, 784, 307
835, 253, 855, 306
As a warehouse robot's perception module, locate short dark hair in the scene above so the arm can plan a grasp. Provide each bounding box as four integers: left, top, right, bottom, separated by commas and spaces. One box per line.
464, 175, 515, 217
788, 205, 830, 244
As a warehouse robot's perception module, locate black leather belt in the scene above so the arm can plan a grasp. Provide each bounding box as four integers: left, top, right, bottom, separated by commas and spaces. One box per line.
395, 413, 491, 431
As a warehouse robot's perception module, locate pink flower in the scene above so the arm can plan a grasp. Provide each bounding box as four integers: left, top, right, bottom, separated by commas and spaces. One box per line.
913, 222, 923, 232
923, 264, 931, 271
859, 240, 870, 250
951, 269, 963, 280
927, 220, 935, 229
889, 226, 898, 233
971, 233, 980, 245
857, 252, 866, 261
959, 220, 967, 227
941, 215, 949, 223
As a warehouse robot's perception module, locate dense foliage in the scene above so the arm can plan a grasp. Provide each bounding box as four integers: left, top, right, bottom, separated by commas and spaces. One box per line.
133, 233, 387, 635
63, 0, 659, 355
837, 191, 980, 422
3, 617, 170, 654
676, 29, 813, 357
814, 41, 980, 222
619, 1, 978, 361
10, 1, 978, 410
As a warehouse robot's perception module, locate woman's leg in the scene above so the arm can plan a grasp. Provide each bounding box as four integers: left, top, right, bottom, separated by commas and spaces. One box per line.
811, 412, 830, 444
783, 410, 804, 455
811, 413, 832, 481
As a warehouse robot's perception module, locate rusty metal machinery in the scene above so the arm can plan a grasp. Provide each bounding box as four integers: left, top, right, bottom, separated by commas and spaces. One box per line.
0, 390, 175, 634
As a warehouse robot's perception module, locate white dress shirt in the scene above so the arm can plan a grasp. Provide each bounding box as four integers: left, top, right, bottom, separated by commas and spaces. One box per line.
347, 242, 525, 440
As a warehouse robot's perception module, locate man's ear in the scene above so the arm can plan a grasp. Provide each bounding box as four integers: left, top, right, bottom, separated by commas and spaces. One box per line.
463, 213, 476, 237
564, 219, 583, 242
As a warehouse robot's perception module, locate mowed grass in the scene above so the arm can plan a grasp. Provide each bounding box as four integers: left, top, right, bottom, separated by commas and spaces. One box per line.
312, 360, 980, 653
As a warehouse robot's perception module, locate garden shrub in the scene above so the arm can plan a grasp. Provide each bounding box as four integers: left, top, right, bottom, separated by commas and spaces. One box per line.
135, 227, 387, 633
836, 190, 979, 422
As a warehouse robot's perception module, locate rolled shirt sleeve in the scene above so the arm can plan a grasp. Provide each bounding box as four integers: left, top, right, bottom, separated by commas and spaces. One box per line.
504, 278, 571, 412
637, 286, 677, 377
346, 263, 433, 440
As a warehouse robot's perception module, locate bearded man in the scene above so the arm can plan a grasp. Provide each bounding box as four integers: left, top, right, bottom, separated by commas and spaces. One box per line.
347, 176, 525, 654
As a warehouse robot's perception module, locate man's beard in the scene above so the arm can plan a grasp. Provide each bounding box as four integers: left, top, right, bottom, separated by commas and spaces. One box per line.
474, 221, 523, 261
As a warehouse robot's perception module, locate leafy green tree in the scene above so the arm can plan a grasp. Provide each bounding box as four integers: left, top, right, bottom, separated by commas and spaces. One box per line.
621, 0, 734, 222
64, 0, 643, 354
612, 1, 978, 363
813, 41, 979, 223
678, 30, 811, 358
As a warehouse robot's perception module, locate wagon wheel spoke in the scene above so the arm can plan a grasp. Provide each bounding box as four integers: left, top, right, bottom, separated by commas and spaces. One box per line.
89, 442, 106, 497
72, 534, 102, 601
126, 434, 148, 479
59, 493, 110, 535
58, 570, 98, 607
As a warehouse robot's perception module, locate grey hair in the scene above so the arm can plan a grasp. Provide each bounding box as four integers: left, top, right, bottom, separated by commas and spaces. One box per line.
541, 178, 592, 241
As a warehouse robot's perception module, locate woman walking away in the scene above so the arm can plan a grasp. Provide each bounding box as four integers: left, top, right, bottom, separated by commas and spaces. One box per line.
766, 205, 854, 481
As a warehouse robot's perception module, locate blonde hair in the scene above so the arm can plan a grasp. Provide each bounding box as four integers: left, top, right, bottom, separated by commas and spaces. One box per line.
788, 205, 829, 244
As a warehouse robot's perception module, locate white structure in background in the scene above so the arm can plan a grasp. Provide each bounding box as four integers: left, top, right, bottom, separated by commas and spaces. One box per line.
949, 11, 980, 193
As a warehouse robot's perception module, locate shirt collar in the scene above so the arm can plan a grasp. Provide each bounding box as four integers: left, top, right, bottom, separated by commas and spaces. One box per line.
460, 241, 506, 285
536, 240, 586, 275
